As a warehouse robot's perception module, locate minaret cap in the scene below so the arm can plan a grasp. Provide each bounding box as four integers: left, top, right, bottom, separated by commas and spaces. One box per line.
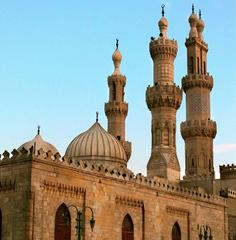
197, 9, 205, 40
112, 39, 122, 75
188, 4, 199, 38
158, 4, 168, 38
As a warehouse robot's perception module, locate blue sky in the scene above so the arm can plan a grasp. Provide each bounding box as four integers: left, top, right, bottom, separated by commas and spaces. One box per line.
0, 0, 235, 178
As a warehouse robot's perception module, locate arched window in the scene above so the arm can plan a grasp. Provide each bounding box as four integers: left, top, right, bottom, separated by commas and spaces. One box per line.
172, 222, 181, 240
122, 214, 134, 240
55, 204, 71, 240
112, 82, 116, 101
190, 57, 194, 74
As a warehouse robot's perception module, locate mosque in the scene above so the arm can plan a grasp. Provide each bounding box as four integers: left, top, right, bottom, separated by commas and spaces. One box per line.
0, 4, 235, 240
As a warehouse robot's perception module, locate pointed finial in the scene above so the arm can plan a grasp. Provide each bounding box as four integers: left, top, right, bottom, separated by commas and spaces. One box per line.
192, 3, 195, 13
199, 9, 202, 19
37, 125, 40, 135
116, 39, 119, 49
96, 112, 99, 122
161, 4, 165, 17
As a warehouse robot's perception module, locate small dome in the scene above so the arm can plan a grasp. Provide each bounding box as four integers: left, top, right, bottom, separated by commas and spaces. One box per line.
188, 13, 198, 25
65, 122, 127, 166
18, 133, 59, 155
158, 16, 168, 28
112, 48, 122, 63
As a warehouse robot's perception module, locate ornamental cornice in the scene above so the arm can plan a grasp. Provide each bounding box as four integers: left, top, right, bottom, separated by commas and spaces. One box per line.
108, 75, 126, 86
105, 102, 128, 116
182, 74, 213, 91
181, 120, 217, 139
146, 84, 182, 110
166, 206, 189, 217
40, 180, 85, 197
115, 195, 144, 208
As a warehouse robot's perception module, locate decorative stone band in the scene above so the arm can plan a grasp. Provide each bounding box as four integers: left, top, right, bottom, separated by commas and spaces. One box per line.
181, 119, 217, 139
182, 74, 213, 91
220, 164, 236, 179
40, 180, 85, 197
108, 75, 126, 86
105, 101, 128, 116
115, 195, 144, 208
185, 37, 208, 51
166, 206, 189, 217
150, 38, 178, 59
146, 84, 182, 110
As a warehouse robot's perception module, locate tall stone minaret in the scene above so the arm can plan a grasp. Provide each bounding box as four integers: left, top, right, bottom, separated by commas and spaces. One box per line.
146, 6, 182, 181
105, 40, 131, 161
181, 6, 217, 187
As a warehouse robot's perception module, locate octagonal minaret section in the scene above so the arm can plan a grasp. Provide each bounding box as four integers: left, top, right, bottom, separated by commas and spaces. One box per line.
146, 6, 182, 182
181, 6, 217, 180
105, 40, 131, 161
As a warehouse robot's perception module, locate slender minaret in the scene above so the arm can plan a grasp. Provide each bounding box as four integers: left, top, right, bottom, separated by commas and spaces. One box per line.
105, 40, 131, 161
146, 6, 182, 181
181, 6, 217, 185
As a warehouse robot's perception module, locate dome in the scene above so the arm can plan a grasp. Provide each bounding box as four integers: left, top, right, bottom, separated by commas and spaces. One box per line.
112, 45, 122, 75
18, 133, 59, 155
188, 13, 198, 25
158, 16, 168, 28
65, 121, 127, 166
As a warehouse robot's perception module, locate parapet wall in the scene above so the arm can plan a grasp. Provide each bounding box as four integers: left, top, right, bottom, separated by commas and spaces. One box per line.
0, 147, 226, 206
220, 164, 236, 180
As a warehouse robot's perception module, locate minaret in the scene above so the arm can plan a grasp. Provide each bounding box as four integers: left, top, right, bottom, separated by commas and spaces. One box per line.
146, 6, 182, 181
105, 40, 131, 161
181, 6, 217, 187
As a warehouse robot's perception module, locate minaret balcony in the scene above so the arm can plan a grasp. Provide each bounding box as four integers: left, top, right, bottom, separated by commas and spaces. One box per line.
150, 38, 178, 59
146, 84, 182, 110
182, 74, 213, 92
180, 119, 217, 140
105, 101, 128, 116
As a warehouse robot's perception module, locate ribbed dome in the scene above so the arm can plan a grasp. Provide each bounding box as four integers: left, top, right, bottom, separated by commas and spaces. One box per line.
65, 122, 127, 166
18, 134, 59, 155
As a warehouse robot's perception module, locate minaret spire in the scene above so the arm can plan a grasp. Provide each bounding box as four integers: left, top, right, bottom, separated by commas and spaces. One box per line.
181, 6, 217, 193
161, 4, 165, 17
37, 125, 40, 135
146, 7, 182, 181
105, 40, 131, 161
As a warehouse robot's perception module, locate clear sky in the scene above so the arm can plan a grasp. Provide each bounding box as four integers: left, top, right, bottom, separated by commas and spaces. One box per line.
0, 0, 235, 178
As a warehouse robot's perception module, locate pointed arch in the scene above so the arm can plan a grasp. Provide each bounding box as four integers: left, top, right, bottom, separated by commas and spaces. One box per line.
122, 214, 134, 240
172, 222, 181, 240
55, 203, 71, 240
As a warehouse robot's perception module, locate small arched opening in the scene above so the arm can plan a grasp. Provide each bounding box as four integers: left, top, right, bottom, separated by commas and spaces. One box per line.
55, 203, 71, 240
172, 222, 181, 240
122, 214, 134, 240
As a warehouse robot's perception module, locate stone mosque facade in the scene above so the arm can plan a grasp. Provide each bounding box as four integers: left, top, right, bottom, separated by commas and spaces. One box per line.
0, 5, 235, 240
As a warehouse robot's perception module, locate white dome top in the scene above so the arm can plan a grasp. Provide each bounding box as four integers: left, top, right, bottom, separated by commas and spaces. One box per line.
18, 133, 59, 155
65, 122, 127, 165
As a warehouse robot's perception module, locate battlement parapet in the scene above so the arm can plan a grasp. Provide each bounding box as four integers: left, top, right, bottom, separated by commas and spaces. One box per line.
181, 119, 217, 139
220, 164, 236, 179
185, 37, 208, 51
150, 38, 178, 59
182, 74, 213, 91
0, 148, 225, 205
105, 101, 128, 116
146, 84, 182, 110
220, 188, 236, 199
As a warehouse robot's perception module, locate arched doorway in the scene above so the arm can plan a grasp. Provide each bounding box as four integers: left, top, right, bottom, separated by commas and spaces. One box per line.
172, 222, 181, 240
122, 214, 134, 240
55, 204, 71, 240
